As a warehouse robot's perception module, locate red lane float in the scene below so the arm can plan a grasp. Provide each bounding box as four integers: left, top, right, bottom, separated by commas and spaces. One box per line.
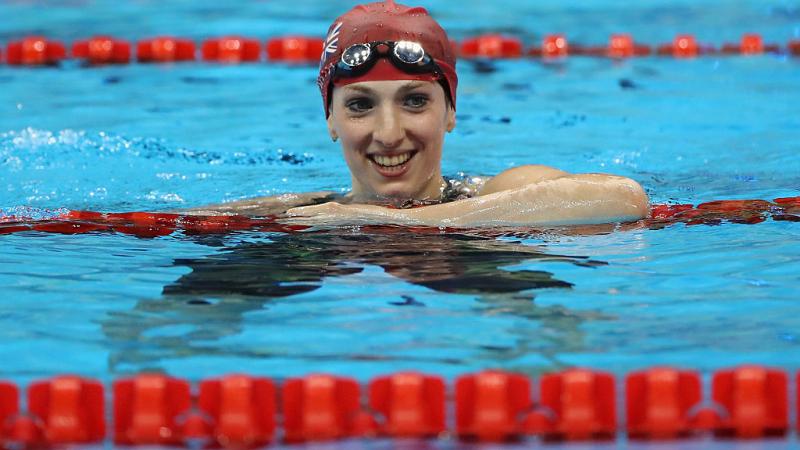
790, 40, 800, 56
369, 372, 446, 438
607, 33, 651, 58
626, 368, 702, 439
266, 36, 324, 63
696, 199, 773, 212
107, 212, 179, 237
202, 36, 261, 62
72, 36, 131, 64
656, 34, 710, 58
5, 36, 66, 65
113, 374, 192, 445
712, 366, 788, 438
198, 374, 276, 447
460, 34, 523, 59
0, 382, 19, 444
28, 376, 105, 444
529, 34, 569, 58
282, 374, 366, 442
31, 221, 111, 234
774, 196, 800, 209
721, 33, 781, 55
575, 33, 651, 58
539, 369, 616, 440
649, 204, 695, 220
0, 224, 37, 235
543, 34, 569, 58
136, 37, 196, 62
455, 370, 532, 441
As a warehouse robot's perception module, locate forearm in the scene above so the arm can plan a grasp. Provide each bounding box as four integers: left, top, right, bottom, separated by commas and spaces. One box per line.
175, 191, 339, 216
283, 175, 648, 228
407, 174, 649, 227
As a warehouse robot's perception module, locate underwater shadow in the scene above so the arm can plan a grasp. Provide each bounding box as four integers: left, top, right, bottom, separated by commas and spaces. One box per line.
163, 229, 605, 298
101, 229, 609, 374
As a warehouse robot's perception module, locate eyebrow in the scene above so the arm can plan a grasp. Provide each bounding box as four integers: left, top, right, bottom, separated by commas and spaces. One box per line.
342, 81, 431, 95
398, 81, 428, 92
343, 85, 375, 94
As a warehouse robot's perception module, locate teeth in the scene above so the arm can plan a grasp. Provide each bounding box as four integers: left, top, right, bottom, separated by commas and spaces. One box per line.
373, 152, 412, 167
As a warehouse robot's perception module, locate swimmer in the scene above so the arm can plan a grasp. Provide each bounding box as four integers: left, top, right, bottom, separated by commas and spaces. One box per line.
185, 0, 649, 227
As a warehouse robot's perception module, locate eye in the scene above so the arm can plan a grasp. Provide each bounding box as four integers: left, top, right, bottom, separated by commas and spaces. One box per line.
345, 97, 373, 113
404, 93, 429, 109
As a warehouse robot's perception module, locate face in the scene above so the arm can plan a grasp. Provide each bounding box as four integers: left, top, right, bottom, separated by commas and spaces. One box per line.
328, 79, 456, 203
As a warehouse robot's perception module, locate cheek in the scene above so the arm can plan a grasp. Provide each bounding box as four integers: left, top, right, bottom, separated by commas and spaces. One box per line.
412, 115, 446, 153
335, 124, 370, 161
335, 117, 371, 146
338, 127, 373, 175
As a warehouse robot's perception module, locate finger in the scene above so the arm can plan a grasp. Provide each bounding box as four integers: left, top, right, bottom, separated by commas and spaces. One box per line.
285, 206, 312, 217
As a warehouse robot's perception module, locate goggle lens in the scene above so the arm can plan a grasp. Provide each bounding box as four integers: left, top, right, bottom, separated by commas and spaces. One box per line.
341, 43, 372, 67
393, 41, 425, 64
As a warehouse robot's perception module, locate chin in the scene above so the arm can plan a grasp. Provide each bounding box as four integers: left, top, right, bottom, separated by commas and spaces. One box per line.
373, 183, 418, 201
377, 188, 413, 200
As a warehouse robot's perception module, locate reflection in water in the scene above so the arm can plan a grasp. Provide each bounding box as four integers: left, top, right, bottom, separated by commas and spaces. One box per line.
101, 229, 611, 375
164, 232, 594, 297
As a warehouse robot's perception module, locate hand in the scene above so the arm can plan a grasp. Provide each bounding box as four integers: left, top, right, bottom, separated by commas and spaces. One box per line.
283, 202, 413, 226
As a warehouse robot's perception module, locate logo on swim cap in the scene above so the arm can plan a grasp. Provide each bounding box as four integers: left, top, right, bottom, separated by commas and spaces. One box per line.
320, 22, 343, 68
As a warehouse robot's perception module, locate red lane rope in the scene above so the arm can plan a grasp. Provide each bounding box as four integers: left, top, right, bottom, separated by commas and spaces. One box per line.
0, 196, 798, 237
1, 33, 799, 65
0, 366, 797, 447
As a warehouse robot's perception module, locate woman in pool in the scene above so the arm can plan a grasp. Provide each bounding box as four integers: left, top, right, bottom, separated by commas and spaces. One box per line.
192, 0, 649, 227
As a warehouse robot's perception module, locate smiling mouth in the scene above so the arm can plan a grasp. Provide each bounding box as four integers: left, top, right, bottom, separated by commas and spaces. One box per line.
368, 151, 416, 169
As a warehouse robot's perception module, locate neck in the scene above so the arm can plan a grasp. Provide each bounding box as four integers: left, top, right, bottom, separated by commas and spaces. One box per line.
349, 173, 446, 205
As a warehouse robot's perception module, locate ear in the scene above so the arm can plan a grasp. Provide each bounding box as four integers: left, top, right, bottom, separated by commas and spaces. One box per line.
445, 105, 456, 133
327, 114, 338, 141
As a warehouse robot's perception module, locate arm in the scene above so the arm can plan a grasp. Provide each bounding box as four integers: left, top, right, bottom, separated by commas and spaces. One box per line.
410, 173, 649, 226
286, 168, 649, 227
478, 164, 569, 195
173, 191, 341, 216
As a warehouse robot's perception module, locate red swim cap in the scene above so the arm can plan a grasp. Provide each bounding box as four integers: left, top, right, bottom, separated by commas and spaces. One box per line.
318, 0, 458, 117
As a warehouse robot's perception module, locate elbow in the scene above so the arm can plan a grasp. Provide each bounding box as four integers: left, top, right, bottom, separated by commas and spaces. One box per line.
569, 173, 649, 222
614, 176, 650, 220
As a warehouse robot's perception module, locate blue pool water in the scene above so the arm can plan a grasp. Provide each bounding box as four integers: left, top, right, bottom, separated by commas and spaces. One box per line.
1, 0, 800, 447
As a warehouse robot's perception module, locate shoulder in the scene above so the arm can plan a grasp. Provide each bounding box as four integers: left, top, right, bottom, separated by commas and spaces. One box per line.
479, 164, 569, 195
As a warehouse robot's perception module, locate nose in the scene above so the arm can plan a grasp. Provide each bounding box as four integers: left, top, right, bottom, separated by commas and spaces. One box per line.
373, 104, 405, 149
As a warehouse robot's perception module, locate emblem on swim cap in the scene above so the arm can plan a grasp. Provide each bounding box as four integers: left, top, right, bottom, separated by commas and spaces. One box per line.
317, 0, 458, 117
320, 21, 342, 69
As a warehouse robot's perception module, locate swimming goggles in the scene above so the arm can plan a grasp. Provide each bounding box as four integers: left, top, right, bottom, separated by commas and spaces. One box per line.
334, 40, 444, 78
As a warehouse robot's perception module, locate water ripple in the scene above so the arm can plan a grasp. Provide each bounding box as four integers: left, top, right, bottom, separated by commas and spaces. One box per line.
0, 128, 315, 168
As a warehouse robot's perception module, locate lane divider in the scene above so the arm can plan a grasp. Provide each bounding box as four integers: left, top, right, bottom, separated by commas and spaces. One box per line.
4, 36, 66, 65
265, 36, 324, 63
1, 33, 799, 65
0, 196, 797, 237
136, 37, 196, 63
0, 366, 797, 447
202, 36, 261, 63
72, 36, 131, 64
